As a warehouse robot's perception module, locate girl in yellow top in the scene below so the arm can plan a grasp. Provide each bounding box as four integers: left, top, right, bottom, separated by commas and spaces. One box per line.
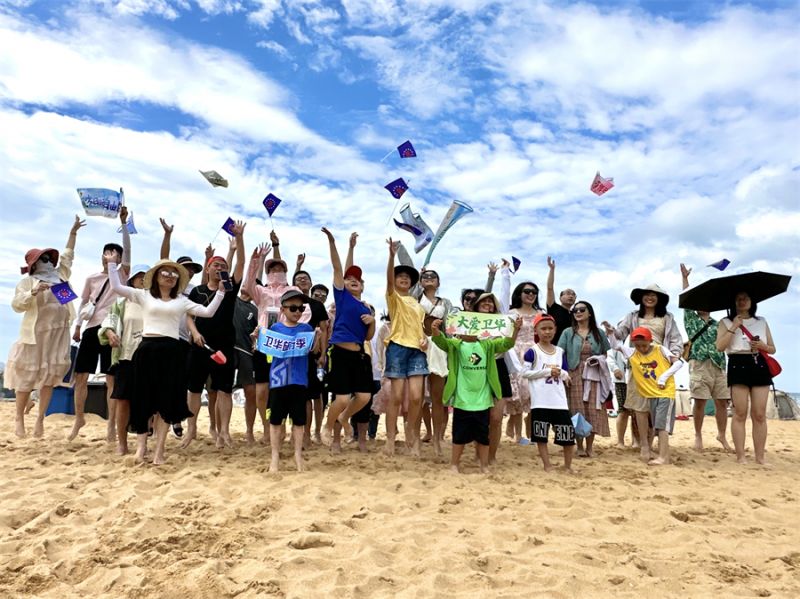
384, 238, 428, 457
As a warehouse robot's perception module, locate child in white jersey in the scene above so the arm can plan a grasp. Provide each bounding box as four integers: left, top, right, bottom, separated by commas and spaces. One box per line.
519, 314, 575, 472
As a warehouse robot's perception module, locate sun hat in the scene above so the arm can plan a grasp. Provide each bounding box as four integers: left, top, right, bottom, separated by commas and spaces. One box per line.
176, 256, 203, 274
265, 258, 288, 273
21, 248, 59, 274
394, 264, 419, 287
143, 259, 190, 293
127, 264, 150, 285
630, 283, 670, 307
474, 292, 501, 313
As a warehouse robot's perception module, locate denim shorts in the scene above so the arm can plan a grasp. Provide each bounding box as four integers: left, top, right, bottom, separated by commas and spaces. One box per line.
384, 341, 429, 379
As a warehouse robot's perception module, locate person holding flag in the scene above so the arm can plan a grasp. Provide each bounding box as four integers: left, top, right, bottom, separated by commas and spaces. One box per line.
545, 257, 577, 344
6, 215, 86, 438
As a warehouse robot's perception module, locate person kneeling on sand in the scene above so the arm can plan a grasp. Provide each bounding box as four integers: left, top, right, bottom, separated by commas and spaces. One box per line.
430, 315, 521, 473
519, 314, 575, 472
603, 325, 684, 465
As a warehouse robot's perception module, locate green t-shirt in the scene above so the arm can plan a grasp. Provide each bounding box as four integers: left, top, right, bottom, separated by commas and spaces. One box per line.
455, 341, 493, 411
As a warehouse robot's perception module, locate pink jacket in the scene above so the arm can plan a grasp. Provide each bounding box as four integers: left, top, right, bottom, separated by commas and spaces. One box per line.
244, 257, 292, 328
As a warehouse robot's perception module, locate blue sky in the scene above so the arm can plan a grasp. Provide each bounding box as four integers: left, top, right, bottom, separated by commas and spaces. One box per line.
1, 0, 799, 390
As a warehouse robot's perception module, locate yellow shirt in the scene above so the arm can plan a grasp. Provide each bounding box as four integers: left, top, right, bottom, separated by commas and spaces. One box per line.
629, 343, 675, 399
385, 291, 425, 349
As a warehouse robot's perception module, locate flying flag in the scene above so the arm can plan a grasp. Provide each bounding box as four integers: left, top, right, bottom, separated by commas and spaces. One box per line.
399, 203, 434, 254
590, 172, 615, 196
116, 212, 137, 235
222, 217, 236, 236
76, 188, 124, 218
511, 256, 521, 273
51, 282, 78, 305
423, 200, 474, 267
263, 193, 282, 217
393, 219, 423, 236
708, 259, 731, 271
385, 178, 408, 199
200, 170, 228, 188
397, 140, 416, 158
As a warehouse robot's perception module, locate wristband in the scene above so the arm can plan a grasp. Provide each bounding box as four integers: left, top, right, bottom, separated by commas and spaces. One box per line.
272, 243, 280, 247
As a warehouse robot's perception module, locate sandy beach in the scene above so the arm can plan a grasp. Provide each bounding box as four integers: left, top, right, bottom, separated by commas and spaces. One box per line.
1, 403, 798, 599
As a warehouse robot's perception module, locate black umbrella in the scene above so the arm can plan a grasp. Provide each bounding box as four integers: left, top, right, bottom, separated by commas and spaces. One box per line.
679, 271, 792, 312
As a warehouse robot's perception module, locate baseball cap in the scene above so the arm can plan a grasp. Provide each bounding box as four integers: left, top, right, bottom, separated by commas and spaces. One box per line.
281, 289, 311, 304
631, 326, 653, 341
533, 313, 555, 328
344, 265, 363, 281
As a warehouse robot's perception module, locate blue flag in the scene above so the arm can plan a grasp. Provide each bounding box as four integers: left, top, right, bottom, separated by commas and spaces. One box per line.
385, 178, 408, 199
512, 256, 521, 273
76, 188, 124, 218
116, 212, 137, 234
51, 282, 78, 305
222, 217, 236, 236
397, 140, 416, 158
263, 193, 282, 217
393, 219, 423, 236
257, 327, 316, 358
708, 259, 730, 271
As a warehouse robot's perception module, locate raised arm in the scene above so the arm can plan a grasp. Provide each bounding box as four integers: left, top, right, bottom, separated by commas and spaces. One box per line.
244, 244, 270, 299
120, 206, 132, 268
270, 230, 282, 261
322, 228, 344, 289
202, 243, 214, 287
396, 240, 422, 298
345, 232, 358, 271
231, 220, 246, 284
386, 238, 397, 295
187, 290, 225, 318
680, 263, 691, 291
106, 263, 135, 299
499, 259, 511, 313
546, 256, 556, 308
66, 214, 86, 251
293, 253, 306, 282
485, 262, 498, 293
159, 218, 173, 260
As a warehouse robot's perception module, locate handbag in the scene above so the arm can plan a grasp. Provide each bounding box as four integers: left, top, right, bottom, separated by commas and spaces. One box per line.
571, 412, 593, 438
79, 278, 110, 322
682, 319, 712, 360
740, 325, 782, 377
422, 297, 442, 336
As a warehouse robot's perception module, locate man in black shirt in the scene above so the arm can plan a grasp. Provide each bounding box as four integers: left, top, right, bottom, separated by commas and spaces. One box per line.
183, 221, 245, 448
546, 256, 577, 344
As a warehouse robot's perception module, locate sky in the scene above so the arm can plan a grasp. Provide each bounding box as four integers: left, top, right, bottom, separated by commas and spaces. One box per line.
1, 0, 798, 390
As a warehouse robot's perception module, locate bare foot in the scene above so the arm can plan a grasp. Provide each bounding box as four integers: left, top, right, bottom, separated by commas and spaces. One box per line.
116, 443, 129, 455
15, 419, 26, 438
152, 453, 166, 466
245, 432, 256, 446
66, 415, 86, 441
450, 464, 461, 474
358, 440, 368, 453
320, 425, 333, 447
585, 449, 595, 458
259, 433, 269, 446
295, 454, 305, 472
577, 449, 588, 458
615, 442, 626, 449
337, 414, 353, 439
383, 440, 396, 456
331, 442, 342, 454
135, 447, 147, 463
216, 435, 225, 449
632, 440, 641, 449
693, 436, 703, 451
736, 456, 748, 465
25, 398, 35, 414
313, 432, 322, 444
208, 426, 218, 442
33, 419, 44, 438
106, 425, 116, 443
639, 447, 651, 462
480, 464, 490, 474
433, 438, 443, 458
717, 435, 733, 452
180, 428, 197, 449
543, 464, 554, 472
409, 437, 421, 458
561, 466, 575, 475
220, 432, 233, 448
755, 458, 770, 466
648, 457, 669, 466
421, 433, 432, 443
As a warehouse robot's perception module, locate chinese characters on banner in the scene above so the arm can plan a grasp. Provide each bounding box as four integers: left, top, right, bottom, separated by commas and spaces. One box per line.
445, 311, 515, 339
257, 328, 316, 358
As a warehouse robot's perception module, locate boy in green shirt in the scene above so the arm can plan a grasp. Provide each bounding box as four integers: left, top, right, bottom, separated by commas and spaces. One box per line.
431, 316, 521, 473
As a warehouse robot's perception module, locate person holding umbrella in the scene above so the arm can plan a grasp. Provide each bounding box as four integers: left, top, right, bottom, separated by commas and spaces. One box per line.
680, 269, 790, 465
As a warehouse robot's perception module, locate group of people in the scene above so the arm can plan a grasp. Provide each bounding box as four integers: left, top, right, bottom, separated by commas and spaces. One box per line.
7, 210, 778, 471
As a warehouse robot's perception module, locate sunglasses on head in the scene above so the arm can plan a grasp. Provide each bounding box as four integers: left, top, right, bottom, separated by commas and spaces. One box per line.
159, 270, 179, 279
522, 288, 538, 295
282, 304, 305, 312
572, 306, 588, 314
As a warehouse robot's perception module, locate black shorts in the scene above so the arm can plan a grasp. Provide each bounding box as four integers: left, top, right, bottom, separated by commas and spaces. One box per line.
615, 382, 628, 410
727, 353, 773, 388
75, 325, 113, 374
234, 350, 256, 388
496, 357, 512, 399
268, 385, 307, 426
352, 397, 374, 424
253, 350, 270, 384
531, 408, 576, 446
452, 408, 490, 446
306, 352, 323, 399
187, 345, 235, 394
327, 345, 374, 396
110, 359, 135, 401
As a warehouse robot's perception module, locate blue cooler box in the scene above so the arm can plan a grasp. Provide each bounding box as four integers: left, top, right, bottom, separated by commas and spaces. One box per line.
47, 386, 75, 415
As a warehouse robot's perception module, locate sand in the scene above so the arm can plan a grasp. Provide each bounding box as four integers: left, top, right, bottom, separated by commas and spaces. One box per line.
1, 402, 799, 599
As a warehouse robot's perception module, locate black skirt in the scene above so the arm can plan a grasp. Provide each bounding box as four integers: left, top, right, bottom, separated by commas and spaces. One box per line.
496, 356, 513, 399
130, 337, 193, 434
727, 353, 773, 388
110, 360, 135, 401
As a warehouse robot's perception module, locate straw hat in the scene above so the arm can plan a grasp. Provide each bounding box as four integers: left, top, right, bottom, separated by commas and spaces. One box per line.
143, 259, 190, 293
630, 283, 670, 307
474, 292, 501, 313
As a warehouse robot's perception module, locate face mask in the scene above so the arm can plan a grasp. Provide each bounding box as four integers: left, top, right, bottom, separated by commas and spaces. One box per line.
267, 271, 287, 286
33, 260, 61, 284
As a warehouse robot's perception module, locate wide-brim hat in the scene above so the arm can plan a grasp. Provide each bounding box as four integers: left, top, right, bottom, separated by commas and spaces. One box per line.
394, 265, 419, 287
265, 258, 288, 273
21, 247, 59, 274
143, 259, 190, 293
474, 292, 501, 313
176, 256, 203, 274
630, 283, 670, 307
127, 264, 150, 285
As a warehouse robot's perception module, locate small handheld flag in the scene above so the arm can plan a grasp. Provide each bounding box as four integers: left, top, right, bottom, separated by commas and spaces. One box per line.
51, 282, 78, 305
397, 140, 416, 158
511, 256, 521, 273
385, 178, 408, 199
263, 193, 282, 217
393, 219, 423, 236
200, 170, 228, 188
116, 212, 137, 235
590, 172, 614, 196
76, 188, 123, 218
708, 259, 731, 271
222, 217, 236, 236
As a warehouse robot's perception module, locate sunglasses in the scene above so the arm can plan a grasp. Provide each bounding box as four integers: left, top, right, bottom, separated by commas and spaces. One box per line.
522, 288, 538, 295
38, 254, 52, 264
282, 304, 305, 312
159, 270, 180, 279
421, 272, 438, 279
572, 307, 588, 314
464, 296, 477, 302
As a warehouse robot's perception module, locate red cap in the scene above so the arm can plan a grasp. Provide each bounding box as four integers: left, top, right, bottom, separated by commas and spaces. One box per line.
206, 255, 228, 267
631, 326, 653, 342
533, 313, 555, 328
344, 265, 363, 280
